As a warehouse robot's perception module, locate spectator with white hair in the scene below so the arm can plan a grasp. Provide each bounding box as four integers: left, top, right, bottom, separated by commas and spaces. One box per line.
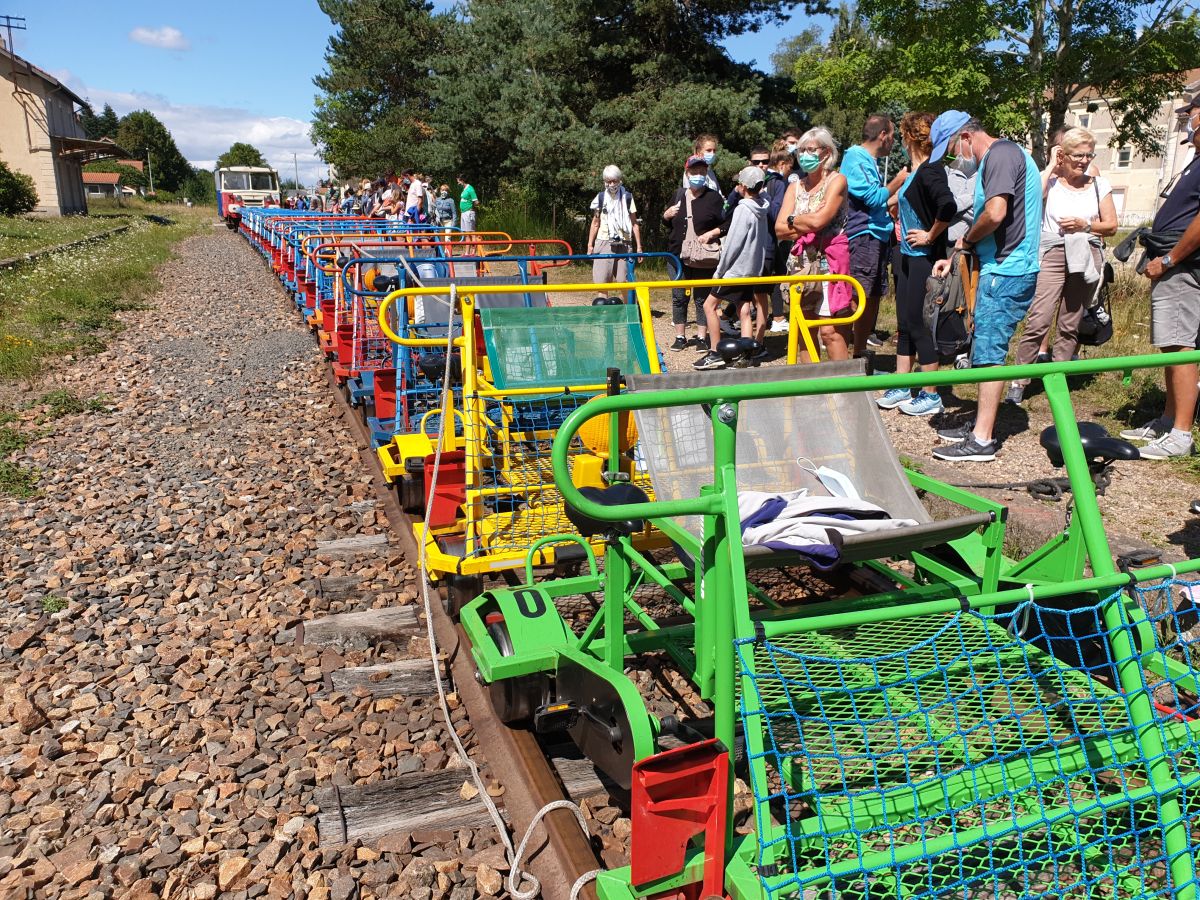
586, 164, 643, 296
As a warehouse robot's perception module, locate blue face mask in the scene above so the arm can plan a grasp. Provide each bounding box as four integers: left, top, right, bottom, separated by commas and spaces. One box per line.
795, 153, 821, 174
688, 174, 707, 188
702, 151, 716, 165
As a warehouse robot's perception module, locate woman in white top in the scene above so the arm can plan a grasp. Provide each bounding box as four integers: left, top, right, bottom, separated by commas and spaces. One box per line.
1008, 127, 1117, 404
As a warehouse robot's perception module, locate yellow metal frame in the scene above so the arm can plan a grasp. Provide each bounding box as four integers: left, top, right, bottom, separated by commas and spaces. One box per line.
376, 275, 864, 579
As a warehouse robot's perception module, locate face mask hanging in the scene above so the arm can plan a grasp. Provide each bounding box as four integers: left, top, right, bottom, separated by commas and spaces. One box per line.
795, 458, 861, 501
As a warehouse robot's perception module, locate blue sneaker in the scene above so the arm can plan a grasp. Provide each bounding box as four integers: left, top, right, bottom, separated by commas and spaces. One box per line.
898, 390, 944, 417
876, 388, 912, 410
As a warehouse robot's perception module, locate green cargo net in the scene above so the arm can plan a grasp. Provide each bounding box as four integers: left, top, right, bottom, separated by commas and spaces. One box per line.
479, 305, 651, 389
735, 585, 1200, 899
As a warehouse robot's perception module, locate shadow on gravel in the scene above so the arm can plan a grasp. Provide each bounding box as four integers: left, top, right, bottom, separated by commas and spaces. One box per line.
1167, 517, 1200, 559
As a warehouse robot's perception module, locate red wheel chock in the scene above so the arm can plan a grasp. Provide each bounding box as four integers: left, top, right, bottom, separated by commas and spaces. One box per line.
630, 738, 729, 900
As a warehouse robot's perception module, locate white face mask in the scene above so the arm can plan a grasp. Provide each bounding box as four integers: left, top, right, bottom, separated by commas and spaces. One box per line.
796, 458, 861, 500
605, 182, 620, 195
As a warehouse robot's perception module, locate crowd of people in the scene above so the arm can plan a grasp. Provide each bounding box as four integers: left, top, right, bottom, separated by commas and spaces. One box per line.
585, 100, 1200, 464
307, 173, 478, 226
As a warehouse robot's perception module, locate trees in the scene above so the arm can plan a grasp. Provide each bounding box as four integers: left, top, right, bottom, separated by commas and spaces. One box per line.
310, 0, 446, 178
215, 143, 267, 169
794, 0, 1200, 165
115, 110, 193, 192
79, 103, 120, 141
181, 168, 216, 206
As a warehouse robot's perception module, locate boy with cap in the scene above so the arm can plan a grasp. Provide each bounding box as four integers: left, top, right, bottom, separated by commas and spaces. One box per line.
694, 166, 773, 370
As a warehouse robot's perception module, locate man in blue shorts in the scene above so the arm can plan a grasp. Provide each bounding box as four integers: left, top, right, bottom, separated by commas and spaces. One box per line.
931, 115, 1042, 462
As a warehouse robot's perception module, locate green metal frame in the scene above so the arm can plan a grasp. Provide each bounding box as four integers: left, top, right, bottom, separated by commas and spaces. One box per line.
460, 351, 1200, 898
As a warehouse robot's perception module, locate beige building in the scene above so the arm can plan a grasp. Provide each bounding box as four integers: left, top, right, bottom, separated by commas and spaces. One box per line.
1067, 69, 1199, 225
0, 46, 124, 215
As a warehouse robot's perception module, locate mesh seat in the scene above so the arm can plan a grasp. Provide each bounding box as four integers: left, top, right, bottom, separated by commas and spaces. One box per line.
626, 360, 989, 563
480, 305, 652, 390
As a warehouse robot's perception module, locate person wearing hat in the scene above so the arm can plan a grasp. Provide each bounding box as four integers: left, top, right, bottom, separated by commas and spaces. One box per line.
1120, 97, 1200, 459
930, 114, 1043, 462
664, 155, 727, 351
694, 165, 773, 370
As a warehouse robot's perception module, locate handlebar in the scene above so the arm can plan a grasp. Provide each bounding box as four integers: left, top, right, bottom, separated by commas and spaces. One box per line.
550, 349, 1200, 526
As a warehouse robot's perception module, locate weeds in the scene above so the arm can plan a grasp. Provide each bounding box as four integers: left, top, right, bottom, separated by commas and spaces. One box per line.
0, 460, 37, 497
0, 425, 28, 456
40, 596, 67, 614
38, 389, 107, 419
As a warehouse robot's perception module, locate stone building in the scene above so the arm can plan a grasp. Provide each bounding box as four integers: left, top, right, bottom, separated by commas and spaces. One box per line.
0, 45, 124, 215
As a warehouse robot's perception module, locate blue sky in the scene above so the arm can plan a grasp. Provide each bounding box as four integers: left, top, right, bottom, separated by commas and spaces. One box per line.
8, 1, 816, 183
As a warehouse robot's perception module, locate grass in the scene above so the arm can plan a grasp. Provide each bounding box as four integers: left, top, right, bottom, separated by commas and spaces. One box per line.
40, 595, 67, 614
0, 205, 210, 382
38, 389, 108, 420
0, 461, 37, 497
0, 214, 128, 259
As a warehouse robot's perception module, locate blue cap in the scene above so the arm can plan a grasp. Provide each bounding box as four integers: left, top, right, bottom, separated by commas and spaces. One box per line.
930, 110, 972, 163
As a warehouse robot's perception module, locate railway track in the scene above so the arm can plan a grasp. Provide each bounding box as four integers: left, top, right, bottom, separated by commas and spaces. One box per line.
261, 247, 605, 900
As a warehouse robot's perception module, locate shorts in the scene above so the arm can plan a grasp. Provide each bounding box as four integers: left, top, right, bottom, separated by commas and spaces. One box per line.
849, 233, 890, 298
712, 281, 771, 305
1150, 266, 1200, 349
971, 271, 1039, 366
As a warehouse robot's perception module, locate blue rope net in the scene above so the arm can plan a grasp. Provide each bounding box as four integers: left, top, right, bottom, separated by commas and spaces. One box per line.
736, 586, 1200, 899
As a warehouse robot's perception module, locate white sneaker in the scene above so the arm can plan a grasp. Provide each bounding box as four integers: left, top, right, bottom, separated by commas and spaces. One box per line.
1139, 431, 1195, 460
1120, 418, 1171, 442
768, 319, 789, 334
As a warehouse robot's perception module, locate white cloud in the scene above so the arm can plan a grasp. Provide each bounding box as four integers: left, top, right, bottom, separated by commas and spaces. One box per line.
53, 71, 328, 185
129, 26, 191, 52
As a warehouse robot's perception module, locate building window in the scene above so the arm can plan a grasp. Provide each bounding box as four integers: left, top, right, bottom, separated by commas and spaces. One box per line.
1077, 113, 1091, 129
1113, 147, 1132, 169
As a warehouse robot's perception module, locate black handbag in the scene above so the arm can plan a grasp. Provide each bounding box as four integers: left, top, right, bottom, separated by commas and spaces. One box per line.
1078, 289, 1114, 347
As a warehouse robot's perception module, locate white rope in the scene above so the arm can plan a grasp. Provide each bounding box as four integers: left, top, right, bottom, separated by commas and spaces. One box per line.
415, 284, 597, 900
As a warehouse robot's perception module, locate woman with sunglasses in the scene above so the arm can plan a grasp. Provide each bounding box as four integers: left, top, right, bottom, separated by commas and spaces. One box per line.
1007, 127, 1118, 405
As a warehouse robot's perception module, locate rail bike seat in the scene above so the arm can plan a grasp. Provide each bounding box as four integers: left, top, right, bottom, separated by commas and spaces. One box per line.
1039, 422, 1139, 468
715, 337, 763, 368
627, 360, 992, 568
564, 483, 650, 538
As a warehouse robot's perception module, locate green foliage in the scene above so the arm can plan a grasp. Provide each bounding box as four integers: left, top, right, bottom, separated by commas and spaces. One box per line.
0, 159, 38, 216
41, 596, 67, 614
0, 425, 27, 456
116, 110, 193, 192
83, 161, 148, 189
797, 0, 1200, 165
80, 102, 120, 140
181, 168, 216, 205
216, 142, 268, 169
313, 0, 826, 244
0, 461, 37, 498
311, 0, 447, 179
38, 389, 107, 419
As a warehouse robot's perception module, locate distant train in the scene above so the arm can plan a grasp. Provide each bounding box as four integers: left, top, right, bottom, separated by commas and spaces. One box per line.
215, 166, 280, 229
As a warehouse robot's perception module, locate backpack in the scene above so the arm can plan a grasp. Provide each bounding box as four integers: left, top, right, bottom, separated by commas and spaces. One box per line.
922, 251, 976, 362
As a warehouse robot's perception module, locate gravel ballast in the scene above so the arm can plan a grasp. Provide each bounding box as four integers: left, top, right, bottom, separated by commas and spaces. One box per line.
0, 233, 511, 899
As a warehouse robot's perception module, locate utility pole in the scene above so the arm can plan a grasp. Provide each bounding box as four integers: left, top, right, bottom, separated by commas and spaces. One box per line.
0, 15, 26, 54
293, 153, 300, 191
145, 148, 155, 194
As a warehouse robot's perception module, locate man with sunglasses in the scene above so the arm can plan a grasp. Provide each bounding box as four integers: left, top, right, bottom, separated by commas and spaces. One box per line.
1124, 99, 1200, 458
